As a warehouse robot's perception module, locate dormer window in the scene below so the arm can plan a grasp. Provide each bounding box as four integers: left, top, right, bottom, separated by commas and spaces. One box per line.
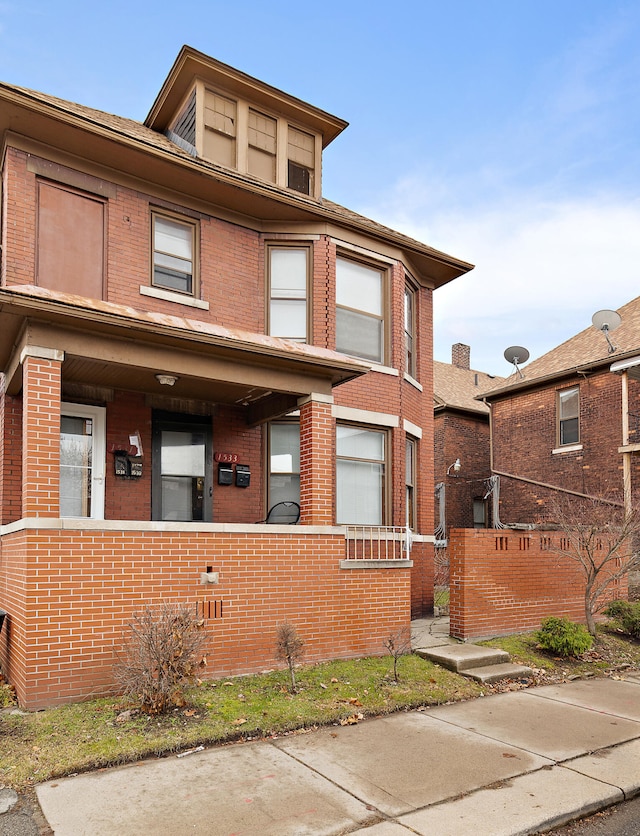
203, 91, 236, 168
147, 49, 348, 202
287, 127, 314, 195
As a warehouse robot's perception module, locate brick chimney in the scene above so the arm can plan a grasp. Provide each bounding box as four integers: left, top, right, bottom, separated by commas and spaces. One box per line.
452, 343, 470, 370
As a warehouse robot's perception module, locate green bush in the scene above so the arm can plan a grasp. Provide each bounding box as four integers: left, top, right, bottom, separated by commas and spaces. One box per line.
535, 616, 593, 657
604, 600, 640, 639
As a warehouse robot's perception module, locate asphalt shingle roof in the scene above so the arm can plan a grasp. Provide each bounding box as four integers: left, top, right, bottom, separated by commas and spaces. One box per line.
434, 361, 504, 414
483, 295, 640, 398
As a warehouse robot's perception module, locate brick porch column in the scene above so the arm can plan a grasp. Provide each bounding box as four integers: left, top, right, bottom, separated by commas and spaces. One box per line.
21, 347, 64, 518
298, 393, 334, 525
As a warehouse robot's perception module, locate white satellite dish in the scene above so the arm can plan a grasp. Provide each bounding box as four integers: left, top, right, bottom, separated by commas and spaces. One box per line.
592, 309, 621, 353
503, 345, 530, 378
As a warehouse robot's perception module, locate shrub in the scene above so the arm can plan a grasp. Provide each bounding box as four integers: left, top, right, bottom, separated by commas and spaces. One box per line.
604, 600, 640, 639
114, 603, 206, 714
275, 622, 304, 693
535, 616, 593, 657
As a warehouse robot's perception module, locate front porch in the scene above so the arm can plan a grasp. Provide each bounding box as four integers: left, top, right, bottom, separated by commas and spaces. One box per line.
0, 519, 416, 709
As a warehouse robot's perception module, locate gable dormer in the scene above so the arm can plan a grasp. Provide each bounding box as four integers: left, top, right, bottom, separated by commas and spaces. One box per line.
145, 46, 348, 201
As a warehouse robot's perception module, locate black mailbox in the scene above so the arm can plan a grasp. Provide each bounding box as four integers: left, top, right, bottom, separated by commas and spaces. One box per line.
236, 464, 250, 488
218, 462, 233, 485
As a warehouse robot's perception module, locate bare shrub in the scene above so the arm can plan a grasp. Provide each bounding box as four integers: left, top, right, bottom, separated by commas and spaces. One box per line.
275, 622, 304, 693
383, 626, 412, 682
548, 495, 640, 635
114, 603, 206, 714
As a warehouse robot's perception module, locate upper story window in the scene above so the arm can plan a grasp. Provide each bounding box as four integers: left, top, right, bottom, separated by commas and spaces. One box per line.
37, 180, 106, 300
404, 284, 416, 378
336, 257, 385, 364
267, 245, 310, 342
558, 386, 580, 446
152, 213, 197, 296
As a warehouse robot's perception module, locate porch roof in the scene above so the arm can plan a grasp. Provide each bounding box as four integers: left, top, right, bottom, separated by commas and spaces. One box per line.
0, 285, 369, 424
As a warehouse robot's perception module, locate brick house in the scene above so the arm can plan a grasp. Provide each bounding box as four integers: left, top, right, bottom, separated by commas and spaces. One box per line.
434, 343, 503, 540
0, 46, 472, 708
483, 297, 640, 526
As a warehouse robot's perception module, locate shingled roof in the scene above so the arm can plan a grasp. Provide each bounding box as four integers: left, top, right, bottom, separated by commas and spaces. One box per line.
0, 80, 472, 287
483, 295, 640, 398
434, 360, 503, 415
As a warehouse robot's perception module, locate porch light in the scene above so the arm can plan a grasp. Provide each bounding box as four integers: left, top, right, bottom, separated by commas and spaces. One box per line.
155, 373, 178, 386
447, 458, 461, 475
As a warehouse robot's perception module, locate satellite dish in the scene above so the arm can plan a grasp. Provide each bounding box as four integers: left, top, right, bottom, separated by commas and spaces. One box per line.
592, 309, 621, 353
503, 346, 529, 378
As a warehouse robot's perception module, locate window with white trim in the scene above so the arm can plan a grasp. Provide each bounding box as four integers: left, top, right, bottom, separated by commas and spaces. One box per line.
152, 213, 197, 296
405, 436, 416, 530
268, 246, 309, 342
336, 424, 386, 524
558, 386, 579, 446
336, 257, 385, 364
60, 403, 106, 519
268, 422, 300, 507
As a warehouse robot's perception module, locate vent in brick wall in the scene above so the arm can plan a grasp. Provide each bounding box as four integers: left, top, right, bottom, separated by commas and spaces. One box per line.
197, 600, 224, 619
540, 536, 553, 551
495, 536, 509, 551
519, 537, 531, 551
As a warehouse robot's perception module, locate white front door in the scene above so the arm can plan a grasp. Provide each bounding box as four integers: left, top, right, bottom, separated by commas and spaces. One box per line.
60, 403, 106, 519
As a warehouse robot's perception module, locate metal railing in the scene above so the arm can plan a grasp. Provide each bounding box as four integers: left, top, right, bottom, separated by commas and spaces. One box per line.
344, 526, 411, 561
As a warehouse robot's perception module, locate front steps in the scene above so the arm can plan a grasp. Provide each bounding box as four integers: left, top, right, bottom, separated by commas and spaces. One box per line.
415, 643, 533, 684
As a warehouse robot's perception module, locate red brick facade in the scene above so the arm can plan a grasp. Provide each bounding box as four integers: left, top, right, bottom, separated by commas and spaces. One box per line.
0, 51, 471, 706
490, 370, 640, 524
449, 528, 627, 639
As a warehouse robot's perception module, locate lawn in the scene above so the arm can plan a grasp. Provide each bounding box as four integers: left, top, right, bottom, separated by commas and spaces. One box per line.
1, 624, 638, 794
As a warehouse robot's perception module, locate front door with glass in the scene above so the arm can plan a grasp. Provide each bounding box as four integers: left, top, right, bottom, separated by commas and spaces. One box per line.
152, 414, 213, 522
60, 403, 106, 519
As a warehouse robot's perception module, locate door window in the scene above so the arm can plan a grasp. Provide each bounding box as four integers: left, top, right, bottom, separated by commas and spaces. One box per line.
60, 403, 106, 519
152, 415, 212, 521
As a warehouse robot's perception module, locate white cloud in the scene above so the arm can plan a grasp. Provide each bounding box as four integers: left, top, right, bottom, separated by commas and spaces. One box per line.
368, 193, 640, 376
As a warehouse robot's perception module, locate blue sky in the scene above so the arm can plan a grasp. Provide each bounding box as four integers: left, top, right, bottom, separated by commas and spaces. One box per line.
2, 1, 640, 374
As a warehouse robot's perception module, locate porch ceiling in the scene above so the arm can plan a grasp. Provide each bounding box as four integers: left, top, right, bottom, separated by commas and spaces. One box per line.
0, 286, 368, 424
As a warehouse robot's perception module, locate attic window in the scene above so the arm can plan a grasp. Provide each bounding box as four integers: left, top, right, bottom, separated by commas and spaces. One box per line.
204, 90, 236, 168
287, 127, 314, 195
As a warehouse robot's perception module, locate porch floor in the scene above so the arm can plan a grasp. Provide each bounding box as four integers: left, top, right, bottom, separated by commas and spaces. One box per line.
410, 615, 456, 649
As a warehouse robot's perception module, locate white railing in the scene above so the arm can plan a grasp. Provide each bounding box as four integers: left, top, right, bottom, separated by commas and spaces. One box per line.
344, 526, 412, 561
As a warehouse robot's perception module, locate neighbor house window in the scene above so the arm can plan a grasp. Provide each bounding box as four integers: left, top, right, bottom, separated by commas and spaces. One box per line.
152, 213, 196, 295
336, 257, 385, 364
268, 422, 300, 507
404, 284, 416, 377
473, 498, 488, 528
336, 424, 386, 524
405, 436, 417, 530
558, 386, 579, 445
268, 246, 309, 341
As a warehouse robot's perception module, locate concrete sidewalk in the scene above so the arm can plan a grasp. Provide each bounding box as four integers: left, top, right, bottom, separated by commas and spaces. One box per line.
34, 673, 640, 836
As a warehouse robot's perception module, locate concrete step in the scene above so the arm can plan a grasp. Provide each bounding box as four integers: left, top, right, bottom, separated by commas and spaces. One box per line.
415, 644, 509, 673
463, 663, 534, 684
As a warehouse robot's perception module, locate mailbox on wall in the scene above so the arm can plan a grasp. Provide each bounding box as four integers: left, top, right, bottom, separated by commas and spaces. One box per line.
236, 464, 250, 488
218, 462, 233, 485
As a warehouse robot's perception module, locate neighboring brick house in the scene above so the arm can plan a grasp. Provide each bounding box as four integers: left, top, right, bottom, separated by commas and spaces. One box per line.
0, 46, 472, 707
483, 296, 640, 526
433, 343, 503, 539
